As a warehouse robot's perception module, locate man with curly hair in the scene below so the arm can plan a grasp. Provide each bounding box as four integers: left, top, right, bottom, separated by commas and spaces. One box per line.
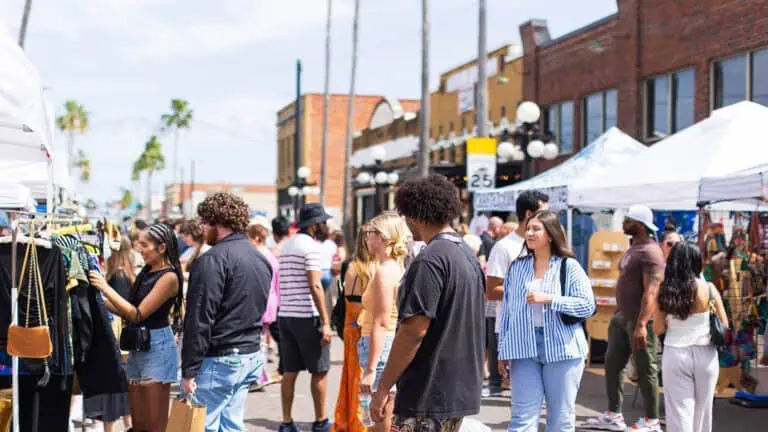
370, 174, 485, 432
182, 192, 273, 431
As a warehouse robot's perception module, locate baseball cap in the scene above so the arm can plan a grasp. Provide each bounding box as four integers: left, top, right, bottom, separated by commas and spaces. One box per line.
625, 205, 658, 232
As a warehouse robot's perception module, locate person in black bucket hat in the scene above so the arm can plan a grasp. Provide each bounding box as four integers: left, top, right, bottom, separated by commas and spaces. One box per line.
297, 203, 333, 229
277, 203, 334, 432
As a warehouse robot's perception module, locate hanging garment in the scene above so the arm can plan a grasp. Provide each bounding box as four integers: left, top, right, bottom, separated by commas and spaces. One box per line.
0, 242, 71, 376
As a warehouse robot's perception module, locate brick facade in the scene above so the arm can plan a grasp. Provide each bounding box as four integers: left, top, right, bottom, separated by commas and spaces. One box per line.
522, 0, 768, 175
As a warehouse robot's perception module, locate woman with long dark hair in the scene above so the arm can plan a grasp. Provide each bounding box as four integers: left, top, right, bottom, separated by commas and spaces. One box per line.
654, 242, 728, 432
498, 210, 595, 431
89, 223, 184, 432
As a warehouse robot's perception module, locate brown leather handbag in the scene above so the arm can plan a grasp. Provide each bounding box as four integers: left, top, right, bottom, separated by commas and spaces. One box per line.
7, 229, 52, 359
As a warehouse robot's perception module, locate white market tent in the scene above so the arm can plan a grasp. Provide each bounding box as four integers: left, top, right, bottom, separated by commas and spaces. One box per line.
570, 101, 768, 210
698, 162, 768, 205
0, 25, 57, 209
474, 127, 648, 212
0, 180, 36, 210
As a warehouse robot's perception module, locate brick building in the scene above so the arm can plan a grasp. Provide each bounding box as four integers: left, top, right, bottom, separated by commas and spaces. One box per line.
350, 44, 525, 227
522, 0, 768, 176
276, 94, 416, 220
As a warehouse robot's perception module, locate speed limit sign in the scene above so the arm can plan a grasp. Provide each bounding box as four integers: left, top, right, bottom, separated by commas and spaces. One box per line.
466, 138, 497, 191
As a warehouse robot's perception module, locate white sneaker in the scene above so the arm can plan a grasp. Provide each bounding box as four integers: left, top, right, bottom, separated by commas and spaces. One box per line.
585, 412, 627, 431
625, 418, 662, 432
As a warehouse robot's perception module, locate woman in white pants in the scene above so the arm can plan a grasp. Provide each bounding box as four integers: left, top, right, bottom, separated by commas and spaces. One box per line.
654, 242, 729, 432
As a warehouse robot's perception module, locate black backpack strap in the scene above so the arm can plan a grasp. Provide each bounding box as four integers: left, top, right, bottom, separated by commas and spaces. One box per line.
559, 257, 568, 297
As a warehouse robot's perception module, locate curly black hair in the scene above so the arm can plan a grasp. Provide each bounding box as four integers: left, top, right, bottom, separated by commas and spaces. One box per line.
197, 192, 250, 233
395, 174, 462, 225
658, 242, 702, 320
179, 220, 204, 243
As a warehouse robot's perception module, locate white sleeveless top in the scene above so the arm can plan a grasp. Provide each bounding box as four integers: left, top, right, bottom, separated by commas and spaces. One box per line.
665, 311, 711, 347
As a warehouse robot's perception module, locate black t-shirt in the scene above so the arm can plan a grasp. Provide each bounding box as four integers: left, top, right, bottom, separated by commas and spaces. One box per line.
477, 232, 495, 259
395, 233, 485, 418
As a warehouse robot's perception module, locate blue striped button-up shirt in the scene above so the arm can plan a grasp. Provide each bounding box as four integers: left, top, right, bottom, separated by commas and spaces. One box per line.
498, 255, 595, 363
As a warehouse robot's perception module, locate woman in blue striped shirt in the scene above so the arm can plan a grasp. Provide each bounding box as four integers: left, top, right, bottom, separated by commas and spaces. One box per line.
497, 210, 595, 432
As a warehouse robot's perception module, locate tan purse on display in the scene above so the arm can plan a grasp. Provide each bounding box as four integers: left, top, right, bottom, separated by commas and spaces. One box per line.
7, 228, 53, 359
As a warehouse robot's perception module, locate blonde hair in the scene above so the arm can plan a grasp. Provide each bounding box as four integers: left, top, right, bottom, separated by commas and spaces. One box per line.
106, 237, 136, 284
352, 224, 376, 289
370, 211, 409, 261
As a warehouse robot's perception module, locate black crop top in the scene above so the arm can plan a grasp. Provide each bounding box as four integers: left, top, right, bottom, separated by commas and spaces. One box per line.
131, 267, 177, 329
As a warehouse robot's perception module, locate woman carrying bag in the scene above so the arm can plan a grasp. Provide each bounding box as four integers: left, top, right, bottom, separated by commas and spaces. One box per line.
654, 242, 728, 432
498, 210, 595, 432
89, 223, 184, 432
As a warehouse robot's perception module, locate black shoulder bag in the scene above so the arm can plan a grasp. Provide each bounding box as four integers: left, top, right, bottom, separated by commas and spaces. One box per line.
708, 283, 728, 346
559, 257, 597, 326
119, 272, 151, 352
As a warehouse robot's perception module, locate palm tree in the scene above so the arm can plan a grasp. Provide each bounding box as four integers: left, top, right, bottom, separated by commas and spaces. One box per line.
56, 100, 89, 177
72, 149, 91, 182
342, 0, 360, 247
18, 0, 32, 48
161, 99, 193, 203
418, 0, 430, 177
134, 136, 166, 219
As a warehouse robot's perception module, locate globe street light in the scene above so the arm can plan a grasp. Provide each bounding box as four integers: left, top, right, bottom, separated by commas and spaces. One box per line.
497, 101, 558, 179
291, 166, 318, 219
354, 145, 399, 216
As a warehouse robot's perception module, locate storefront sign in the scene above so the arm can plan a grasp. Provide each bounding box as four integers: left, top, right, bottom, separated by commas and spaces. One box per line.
466, 138, 497, 191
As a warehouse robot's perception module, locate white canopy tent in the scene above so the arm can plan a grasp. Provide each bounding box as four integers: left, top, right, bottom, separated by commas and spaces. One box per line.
698, 163, 768, 205
570, 101, 768, 210
474, 127, 648, 212
0, 25, 56, 210
0, 180, 36, 210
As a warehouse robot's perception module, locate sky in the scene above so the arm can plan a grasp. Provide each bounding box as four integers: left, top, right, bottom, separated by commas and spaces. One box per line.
0, 0, 617, 204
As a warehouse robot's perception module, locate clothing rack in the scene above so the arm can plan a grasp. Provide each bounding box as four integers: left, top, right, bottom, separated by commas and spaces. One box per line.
6, 211, 81, 432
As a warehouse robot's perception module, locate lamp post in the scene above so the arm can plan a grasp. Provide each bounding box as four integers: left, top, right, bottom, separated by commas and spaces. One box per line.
496, 101, 559, 180
288, 166, 320, 219
355, 146, 399, 217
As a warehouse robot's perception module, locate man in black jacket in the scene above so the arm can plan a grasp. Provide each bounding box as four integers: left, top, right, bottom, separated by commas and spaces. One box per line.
182, 192, 272, 431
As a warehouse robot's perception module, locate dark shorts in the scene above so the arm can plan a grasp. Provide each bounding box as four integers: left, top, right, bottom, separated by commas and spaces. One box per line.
391, 416, 464, 432
278, 316, 331, 374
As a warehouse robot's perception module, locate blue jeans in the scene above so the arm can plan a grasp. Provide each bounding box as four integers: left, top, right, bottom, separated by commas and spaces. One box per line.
507, 328, 584, 432
193, 350, 266, 432
358, 335, 395, 391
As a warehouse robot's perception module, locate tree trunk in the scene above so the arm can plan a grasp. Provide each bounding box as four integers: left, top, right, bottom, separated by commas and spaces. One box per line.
18, 0, 32, 49
146, 171, 153, 220
320, 0, 333, 207
342, 0, 360, 249
418, 0, 431, 177
67, 131, 74, 178
477, 0, 489, 137
173, 128, 179, 190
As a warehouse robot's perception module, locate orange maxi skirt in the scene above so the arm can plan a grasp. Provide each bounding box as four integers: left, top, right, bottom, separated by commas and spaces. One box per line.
331, 302, 367, 432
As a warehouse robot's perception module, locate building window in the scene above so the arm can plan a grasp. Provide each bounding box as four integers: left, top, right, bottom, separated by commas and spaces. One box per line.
583, 89, 616, 145
752, 48, 768, 107
438, 125, 444, 136
500, 105, 507, 118
543, 101, 575, 155
645, 68, 694, 139
460, 116, 466, 130
449, 121, 454, 132
713, 54, 747, 109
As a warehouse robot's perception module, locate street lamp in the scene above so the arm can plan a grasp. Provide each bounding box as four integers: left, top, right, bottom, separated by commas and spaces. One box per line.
497, 101, 558, 179
355, 145, 399, 216
290, 166, 319, 219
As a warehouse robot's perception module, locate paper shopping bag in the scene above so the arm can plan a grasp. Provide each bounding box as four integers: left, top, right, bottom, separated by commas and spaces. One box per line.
166, 397, 206, 432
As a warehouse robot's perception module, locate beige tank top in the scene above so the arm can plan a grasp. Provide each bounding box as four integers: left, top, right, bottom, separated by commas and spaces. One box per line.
358, 278, 399, 337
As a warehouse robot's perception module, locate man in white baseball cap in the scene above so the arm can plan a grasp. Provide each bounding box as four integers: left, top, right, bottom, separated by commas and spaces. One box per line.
588, 204, 665, 432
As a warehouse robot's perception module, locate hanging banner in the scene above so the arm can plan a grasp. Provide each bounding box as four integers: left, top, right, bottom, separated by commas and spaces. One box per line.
466, 138, 497, 191
458, 86, 474, 114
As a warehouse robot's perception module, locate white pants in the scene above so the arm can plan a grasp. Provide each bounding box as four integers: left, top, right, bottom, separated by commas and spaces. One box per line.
662, 345, 719, 432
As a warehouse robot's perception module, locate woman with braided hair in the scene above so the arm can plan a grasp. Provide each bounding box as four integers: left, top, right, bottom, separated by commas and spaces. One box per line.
89, 223, 184, 432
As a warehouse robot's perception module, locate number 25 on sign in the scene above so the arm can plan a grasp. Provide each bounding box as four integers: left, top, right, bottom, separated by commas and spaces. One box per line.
466, 138, 497, 191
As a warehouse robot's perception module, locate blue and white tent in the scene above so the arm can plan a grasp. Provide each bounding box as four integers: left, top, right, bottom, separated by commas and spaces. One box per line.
474, 127, 647, 212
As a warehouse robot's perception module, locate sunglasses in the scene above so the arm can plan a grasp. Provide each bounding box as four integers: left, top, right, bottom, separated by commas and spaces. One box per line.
665, 240, 679, 247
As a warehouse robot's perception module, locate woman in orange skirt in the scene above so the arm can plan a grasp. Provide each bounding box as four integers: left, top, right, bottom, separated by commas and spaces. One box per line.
332, 225, 376, 432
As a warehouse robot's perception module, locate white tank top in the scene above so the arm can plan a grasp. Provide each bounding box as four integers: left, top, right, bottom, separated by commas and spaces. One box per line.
664, 311, 711, 347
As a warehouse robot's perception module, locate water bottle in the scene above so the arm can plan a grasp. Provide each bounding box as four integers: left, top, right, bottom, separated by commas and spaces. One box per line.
359, 394, 375, 427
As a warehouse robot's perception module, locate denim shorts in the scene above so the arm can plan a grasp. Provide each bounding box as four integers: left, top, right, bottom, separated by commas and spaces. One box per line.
126, 326, 179, 384
358, 335, 395, 392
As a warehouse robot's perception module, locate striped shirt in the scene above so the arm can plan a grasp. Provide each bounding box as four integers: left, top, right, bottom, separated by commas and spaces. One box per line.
278, 233, 322, 318
498, 255, 595, 363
